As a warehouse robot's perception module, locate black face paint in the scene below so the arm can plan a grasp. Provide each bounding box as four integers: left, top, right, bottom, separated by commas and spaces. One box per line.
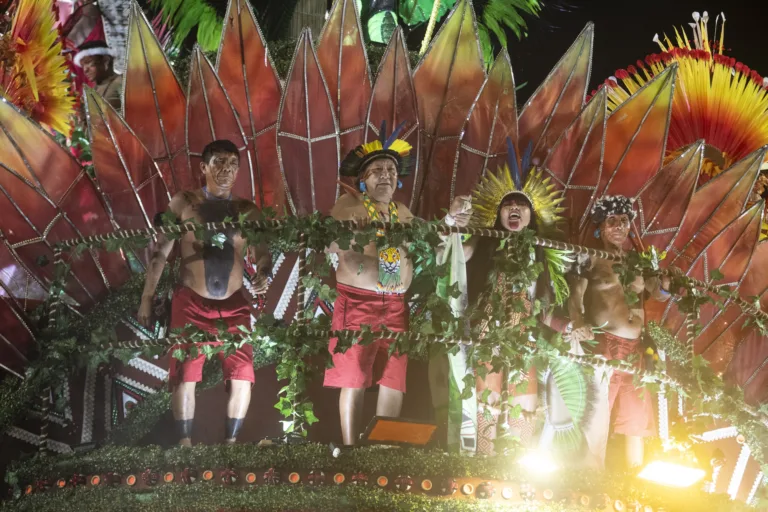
198, 200, 236, 298
225, 417, 244, 440
176, 419, 193, 439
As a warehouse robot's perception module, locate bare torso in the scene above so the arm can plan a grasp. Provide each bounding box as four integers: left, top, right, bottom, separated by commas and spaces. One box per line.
584, 257, 644, 339
331, 194, 414, 293
175, 191, 255, 300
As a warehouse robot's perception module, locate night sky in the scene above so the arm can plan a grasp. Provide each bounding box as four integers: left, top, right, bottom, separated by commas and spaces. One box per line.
504, 0, 765, 101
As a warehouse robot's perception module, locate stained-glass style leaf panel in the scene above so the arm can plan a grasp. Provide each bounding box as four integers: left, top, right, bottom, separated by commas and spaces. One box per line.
727, 330, 768, 404
87, 88, 171, 233
216, 0, 285, 210
453, 50, 517, 202
413, 0, 485, 218
277, 29, 340, 215
0, 241, 48, 310
544, 89, 606, 239
664, 203, 762, 342
687, 204, 762, 369
317, 0, 372, 158
635, 141, 701, 253
519, 23, 593, 163
0, 176, 82, 304
186, 48, 250, 197
123, 2, 190, 194
0, 99, 129, 306
700, 242, 768, 377
670, 148, 765, 266
365, 28, 420, 208
600, 66, 675, 200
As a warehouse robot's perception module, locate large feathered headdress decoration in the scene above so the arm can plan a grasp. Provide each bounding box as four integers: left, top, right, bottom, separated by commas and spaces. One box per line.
339, 121, 413, 179
470, 139, 565, 228
0, 0, 75, 134
598, 11, 768, 183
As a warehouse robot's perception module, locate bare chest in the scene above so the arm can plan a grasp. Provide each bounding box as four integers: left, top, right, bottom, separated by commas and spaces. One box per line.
589, 260, 622, 290
179, 200, 247, 247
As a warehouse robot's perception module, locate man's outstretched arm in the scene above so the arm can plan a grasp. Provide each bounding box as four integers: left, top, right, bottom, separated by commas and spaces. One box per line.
137, 194, 185, 326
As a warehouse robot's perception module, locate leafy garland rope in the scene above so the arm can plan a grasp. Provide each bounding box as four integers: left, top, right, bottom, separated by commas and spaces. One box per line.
51, 216, 768, 326
4, 215, 767, 482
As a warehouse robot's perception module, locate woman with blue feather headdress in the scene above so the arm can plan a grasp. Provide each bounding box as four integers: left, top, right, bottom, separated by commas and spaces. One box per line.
433, 138, 576, 455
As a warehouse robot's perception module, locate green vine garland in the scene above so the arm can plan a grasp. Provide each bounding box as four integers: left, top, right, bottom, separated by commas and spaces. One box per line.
3, 214, 768, 508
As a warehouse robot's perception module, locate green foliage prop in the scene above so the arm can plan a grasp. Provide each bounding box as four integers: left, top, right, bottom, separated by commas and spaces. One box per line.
475, 0, 542, 66
3, 213, 768, 510
399, 0, 458, 27
2, 445, 754, 512
148, 0, 222, 52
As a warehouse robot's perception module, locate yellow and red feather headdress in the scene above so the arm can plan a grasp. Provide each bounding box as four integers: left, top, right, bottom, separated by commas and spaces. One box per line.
0, 0, 75, 134
595, 11, 768, 182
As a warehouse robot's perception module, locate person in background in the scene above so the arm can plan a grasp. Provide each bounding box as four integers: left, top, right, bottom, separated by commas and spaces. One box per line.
74, 39, 122, 111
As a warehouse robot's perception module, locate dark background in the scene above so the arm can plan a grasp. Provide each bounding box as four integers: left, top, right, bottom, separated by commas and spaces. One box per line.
217, 0, 767, 96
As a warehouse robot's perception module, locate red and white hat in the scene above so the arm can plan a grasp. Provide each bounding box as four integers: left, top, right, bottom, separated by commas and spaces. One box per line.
73, 40, 114, 67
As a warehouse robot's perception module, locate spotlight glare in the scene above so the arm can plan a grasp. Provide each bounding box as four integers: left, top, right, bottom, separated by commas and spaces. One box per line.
637, 460, 706, 488
517, 451, 559, 474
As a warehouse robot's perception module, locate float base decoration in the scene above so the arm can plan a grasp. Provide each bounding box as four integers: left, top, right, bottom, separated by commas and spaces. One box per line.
2, 0, 768, 509
1, 444, 752, 512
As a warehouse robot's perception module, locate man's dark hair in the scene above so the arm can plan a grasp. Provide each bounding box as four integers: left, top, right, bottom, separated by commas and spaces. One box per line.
201, 140, 240, 164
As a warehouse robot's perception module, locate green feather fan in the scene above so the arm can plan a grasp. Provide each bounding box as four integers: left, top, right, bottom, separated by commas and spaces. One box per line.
544, 358, 591, 454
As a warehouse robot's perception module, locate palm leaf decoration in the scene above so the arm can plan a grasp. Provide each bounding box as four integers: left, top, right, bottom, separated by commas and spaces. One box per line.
543, 247, 573, 306
147, 0, 223, 51
475, 0, 542, 66
399, 0, 457, 27
147, 0, 301, 51
395, 0, 541, 67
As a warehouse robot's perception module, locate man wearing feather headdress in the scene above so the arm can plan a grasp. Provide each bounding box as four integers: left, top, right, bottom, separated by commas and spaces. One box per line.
324, 123, 470, 446
567, 195, 672, 468
435, 141, 571, 455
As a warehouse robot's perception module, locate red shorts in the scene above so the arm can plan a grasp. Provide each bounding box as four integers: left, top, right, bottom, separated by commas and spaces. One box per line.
596, 332, 655, 437
323, 283, 409, 393
168, 286, 255, 386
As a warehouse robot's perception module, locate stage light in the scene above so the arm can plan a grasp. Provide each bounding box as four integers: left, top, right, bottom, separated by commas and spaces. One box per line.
637, 460, 706, 488
517, 450, 559, 474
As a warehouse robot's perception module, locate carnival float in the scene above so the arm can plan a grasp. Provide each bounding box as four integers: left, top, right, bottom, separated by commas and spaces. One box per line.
0, 0, 766, 510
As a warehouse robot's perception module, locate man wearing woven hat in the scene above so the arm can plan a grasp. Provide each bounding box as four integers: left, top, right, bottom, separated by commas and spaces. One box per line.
567, 195, 672, 468
324, 124, 470, 446
74, 40, 122, 111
